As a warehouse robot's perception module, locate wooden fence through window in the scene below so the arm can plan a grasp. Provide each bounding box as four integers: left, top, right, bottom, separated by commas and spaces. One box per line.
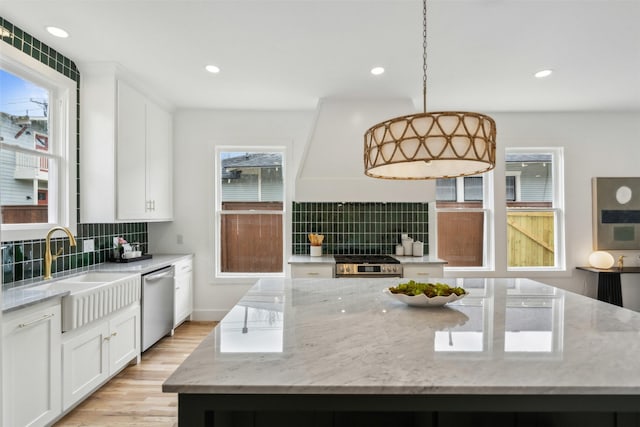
220, 202, 283, 273
437, 202, 554, 267
507, 211, 555, 267
1, 205, 48, 224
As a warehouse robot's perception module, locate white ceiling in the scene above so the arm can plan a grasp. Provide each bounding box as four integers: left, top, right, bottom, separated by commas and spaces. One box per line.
1, 0, 639, 112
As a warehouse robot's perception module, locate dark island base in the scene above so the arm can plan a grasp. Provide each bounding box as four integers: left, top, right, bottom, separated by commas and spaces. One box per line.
178, 394, 640, 427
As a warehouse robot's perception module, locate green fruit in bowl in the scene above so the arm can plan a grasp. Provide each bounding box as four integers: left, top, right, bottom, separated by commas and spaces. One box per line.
388, 280, 466, 297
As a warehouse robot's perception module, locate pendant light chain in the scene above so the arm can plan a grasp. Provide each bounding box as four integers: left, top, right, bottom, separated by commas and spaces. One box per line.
422, 0, 427, 114
364, 0, 496, 180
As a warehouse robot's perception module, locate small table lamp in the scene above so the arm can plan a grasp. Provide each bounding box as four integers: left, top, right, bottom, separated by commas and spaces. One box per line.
588, 251, 615, 269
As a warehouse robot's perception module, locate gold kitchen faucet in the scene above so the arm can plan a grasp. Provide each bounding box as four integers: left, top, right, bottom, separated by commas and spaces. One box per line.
44, 226, 77, 280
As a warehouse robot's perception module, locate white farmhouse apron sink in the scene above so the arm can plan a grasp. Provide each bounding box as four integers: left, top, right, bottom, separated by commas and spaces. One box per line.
29, 272, 140, 332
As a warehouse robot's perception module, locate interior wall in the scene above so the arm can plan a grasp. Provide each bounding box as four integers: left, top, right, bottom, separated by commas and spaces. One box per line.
295, 98, 436, 202
153, 108, 640, 320
148, 109, 315, 320
465, 111, 640, 299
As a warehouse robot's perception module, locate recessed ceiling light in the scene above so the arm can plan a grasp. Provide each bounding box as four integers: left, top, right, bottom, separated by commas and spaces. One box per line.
370, 67, 385, 76
534, 69, 553, 78
205, 65, 221, 74
46, 26, 69, 38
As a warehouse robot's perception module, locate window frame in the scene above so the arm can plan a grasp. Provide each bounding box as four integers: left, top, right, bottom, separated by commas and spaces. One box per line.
505, 172, 521, 202
436, 172, 495, 272
506, 147, 565, 272
0, 44, 77, 241
213, 146, 286, 278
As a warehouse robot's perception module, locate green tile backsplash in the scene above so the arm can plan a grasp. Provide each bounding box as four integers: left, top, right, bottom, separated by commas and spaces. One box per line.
0, 18, 149, 287
292, 202, 429, 255
0, 18, 79, 81
2, 223, 149, 286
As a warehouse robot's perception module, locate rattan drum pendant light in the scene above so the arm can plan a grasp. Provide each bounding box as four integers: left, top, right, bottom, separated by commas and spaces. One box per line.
364, 0, 496, 180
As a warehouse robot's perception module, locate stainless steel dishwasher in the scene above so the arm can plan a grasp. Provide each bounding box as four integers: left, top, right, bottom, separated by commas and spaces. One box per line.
142, 266, 175, 351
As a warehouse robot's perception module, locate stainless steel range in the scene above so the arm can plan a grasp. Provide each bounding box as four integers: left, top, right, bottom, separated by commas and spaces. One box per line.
334, 255, 402, 278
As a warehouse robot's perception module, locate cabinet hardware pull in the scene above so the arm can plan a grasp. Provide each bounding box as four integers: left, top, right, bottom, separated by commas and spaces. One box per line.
111, 332, 118, 337
18, 313, 54, 328
104, 336, 111, 342
307, 272, 319, 276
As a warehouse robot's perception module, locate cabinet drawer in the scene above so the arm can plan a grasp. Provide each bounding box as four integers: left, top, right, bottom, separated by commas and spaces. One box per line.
291, 265, 334, 278
402, 265, 444, 279
174, 258, 193, 275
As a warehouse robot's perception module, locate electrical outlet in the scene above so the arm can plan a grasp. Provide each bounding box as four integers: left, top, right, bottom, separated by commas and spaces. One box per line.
83, 239, 95, 252
177, 234, 184, 244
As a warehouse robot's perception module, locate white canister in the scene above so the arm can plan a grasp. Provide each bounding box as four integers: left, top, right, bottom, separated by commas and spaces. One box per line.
402, 238, 413, 256
412, 241, 424, 257
395, 244, 404, 256
310, 246, 322, 257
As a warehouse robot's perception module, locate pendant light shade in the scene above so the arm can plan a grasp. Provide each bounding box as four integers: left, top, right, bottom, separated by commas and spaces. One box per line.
364, 111, 496, 179
364, 0, 497, 180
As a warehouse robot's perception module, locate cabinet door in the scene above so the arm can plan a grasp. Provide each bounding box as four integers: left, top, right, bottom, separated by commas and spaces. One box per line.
109, 304, 141, 374
62, 321, 110, 411
291, 264, 334, 278
174, 259, 193, 328
402, 264, 444, 279
174, 278, 192, 328
2, 302, 62, 427
146, 101, 173, 220
116, 79, 148, 220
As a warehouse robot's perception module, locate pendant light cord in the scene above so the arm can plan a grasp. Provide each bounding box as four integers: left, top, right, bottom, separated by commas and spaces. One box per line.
422, 0, 427, 114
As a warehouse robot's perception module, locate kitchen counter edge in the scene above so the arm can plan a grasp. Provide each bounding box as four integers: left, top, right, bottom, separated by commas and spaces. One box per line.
288, 255, 447, 265
2, 253, 193, 313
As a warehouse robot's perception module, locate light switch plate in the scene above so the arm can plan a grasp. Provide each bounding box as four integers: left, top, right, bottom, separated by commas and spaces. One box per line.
83, 239, 95, 252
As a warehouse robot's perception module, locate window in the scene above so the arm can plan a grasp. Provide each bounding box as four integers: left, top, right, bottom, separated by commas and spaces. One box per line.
215, 149, 285, 276
0, 47, 76, 241
505, 174, 518, 202
506, 149, 564, 270
435, 174, 493, 268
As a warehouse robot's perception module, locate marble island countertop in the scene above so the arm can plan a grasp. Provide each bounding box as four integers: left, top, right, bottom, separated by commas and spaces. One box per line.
164, 277, 640, 397
2, 253, 192, 313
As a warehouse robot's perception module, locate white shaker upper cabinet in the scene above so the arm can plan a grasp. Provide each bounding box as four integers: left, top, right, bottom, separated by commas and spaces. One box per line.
80, 64, 173, 223
116, 80, 173, 220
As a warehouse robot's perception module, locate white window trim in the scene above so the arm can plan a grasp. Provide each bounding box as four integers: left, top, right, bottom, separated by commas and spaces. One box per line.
213, 146, 286, 279
506, 147, 565, 272
1, 44, 77, 241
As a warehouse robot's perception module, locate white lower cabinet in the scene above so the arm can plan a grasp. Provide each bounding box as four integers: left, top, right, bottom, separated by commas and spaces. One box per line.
61, 320, 109, 411
291, 264, 335, 278
2, 299, 62, 427
402, 264, 444, 279
174, 258, 193, 328
62, 303, 140, 411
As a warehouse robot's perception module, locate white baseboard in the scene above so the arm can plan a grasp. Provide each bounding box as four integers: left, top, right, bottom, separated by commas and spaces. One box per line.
192, 308, 229, 322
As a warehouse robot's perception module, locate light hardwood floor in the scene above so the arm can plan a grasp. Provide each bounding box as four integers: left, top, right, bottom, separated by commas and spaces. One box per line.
54, 321, 217, 427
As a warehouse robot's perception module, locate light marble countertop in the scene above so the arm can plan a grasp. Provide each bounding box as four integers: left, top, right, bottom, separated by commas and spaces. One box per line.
2, 253, 192, 313
164, 276, 640, 396
288, 254, 446, 264
391, 255, 447, 264
288, 255, 336, 264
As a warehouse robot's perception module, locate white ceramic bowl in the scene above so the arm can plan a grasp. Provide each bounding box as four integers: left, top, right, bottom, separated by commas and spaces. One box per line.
383, 288, 467, 307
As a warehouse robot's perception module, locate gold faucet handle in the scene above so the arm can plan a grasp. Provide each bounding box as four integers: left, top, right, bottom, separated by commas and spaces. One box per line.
52, 247, 64, 261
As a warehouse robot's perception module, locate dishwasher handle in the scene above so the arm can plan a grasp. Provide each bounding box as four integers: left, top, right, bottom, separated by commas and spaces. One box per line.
144, 266, 174, 282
